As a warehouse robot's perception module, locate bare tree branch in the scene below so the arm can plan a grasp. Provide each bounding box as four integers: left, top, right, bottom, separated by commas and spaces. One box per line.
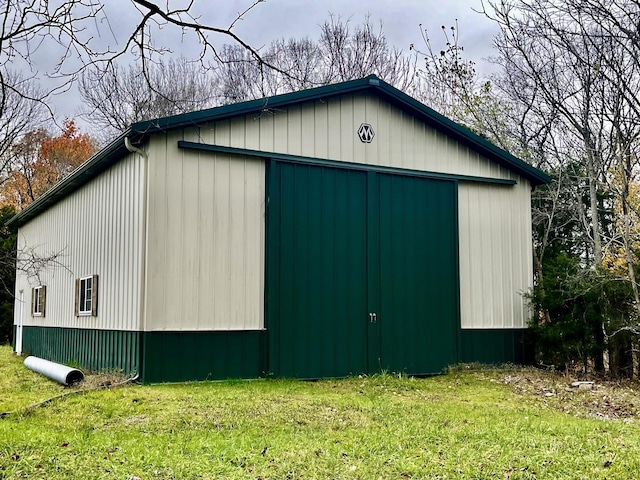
0, 0, 275, 151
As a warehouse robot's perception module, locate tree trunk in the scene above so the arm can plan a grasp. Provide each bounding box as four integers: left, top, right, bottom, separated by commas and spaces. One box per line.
621, 151, 640, 304
593, 322, 605, 374
586, 150, 602, 266
532, 246, 551, 324
620, 151, 640, 379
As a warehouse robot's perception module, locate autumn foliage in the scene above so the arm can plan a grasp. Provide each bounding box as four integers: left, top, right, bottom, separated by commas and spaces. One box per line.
1, 119, 96, 210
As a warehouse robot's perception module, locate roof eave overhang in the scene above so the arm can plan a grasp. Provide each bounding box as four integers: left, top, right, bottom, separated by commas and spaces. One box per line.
369, 83, 551, 187
130, 77, 376, 135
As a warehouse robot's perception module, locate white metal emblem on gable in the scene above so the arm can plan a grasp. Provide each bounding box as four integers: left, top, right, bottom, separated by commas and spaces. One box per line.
358, 123, 375, 143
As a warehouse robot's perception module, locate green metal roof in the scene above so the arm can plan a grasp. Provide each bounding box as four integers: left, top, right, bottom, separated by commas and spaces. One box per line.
7, 75, 551, 228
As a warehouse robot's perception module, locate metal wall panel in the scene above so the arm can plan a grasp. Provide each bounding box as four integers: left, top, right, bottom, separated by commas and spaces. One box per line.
14, 152, 146, 332
458, 179, 533, 328
20, 326, 140, 373
141, 330, 266, 382
188, 92, 515, 181
460, 328, 533, 364
144, 131, 265, 332
179, 91, 532, 331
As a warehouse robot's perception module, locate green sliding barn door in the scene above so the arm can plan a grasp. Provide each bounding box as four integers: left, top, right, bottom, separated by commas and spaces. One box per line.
267, 162, 369, 378
267, 161, 458, 378
375, 173, 459, 374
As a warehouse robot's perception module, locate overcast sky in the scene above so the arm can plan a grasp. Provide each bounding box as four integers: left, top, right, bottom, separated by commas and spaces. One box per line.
43, 0, 499, 125
215, 0, 498, 61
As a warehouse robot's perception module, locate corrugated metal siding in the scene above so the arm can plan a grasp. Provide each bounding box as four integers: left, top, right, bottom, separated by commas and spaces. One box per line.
21, 326, 139, 373
141, 330, 266, 382
181, 92, 531, 331
460, 328, 533, 364
458, 179, 533, 328
144, 131, 265, 332
14, 152, 146, 332
184, 92, 515, 181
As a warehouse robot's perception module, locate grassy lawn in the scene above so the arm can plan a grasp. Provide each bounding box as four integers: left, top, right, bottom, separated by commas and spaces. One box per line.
1, 345, 640, 479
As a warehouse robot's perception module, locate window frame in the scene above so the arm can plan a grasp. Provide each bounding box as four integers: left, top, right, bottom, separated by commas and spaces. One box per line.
31, 285, 46, 317
75, 274, 98, 317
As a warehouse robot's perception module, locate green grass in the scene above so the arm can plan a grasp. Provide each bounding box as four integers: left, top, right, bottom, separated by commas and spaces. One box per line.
1, 345, 639, 479
0, 346, 64, 413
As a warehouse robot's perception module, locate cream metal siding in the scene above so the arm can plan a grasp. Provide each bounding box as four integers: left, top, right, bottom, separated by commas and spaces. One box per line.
178, 91, 532, 331
143, 131, 265, 332
184, 92, 514, 180
13, 152, 146, 331
11, 89, 537, 339
458, 179, 533, 329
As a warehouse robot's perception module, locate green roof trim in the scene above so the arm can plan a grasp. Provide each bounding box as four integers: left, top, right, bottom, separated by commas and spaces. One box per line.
178, 141, 518, 186
370, 83, 552, 186
7, 74, 550, 228
130, 76, 381, 134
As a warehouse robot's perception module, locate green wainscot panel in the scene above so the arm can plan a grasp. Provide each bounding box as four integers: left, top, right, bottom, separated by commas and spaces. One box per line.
459, 328, 534, 365
19, 326, 140, 374
141, 330, 267, 383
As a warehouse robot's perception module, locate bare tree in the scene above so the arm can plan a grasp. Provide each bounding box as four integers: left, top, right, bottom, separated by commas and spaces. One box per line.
215, 15, 417, 104
487, 0, 640, 288
412, 24, 475, 118
412, 22, 519, 152
477, 0, 640, 376
484, 0, 615, 266
75, 13, 417, 135
1, 1, 272, 140
79, 57, 220, 139
318, 15, 416, 89
0, 71, 49, 171
215, 39, 322, 103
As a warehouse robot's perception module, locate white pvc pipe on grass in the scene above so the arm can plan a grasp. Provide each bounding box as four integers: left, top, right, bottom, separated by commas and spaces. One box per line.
24, 356, 84, 386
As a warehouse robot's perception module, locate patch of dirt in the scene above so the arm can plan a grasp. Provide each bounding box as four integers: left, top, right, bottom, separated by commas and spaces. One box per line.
73, 370, 134, 390
497, 368, 640, 421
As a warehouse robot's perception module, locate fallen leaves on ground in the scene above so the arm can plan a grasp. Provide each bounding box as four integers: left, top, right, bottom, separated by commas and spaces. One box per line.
494, 367, 639, 421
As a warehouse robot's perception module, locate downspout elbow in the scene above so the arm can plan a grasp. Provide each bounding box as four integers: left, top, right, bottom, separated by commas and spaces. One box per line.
124, 137, 148, 159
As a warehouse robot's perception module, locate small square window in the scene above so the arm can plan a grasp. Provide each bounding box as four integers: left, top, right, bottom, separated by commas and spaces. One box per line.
32, 286, 46, 317
76, 275, 98, 316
